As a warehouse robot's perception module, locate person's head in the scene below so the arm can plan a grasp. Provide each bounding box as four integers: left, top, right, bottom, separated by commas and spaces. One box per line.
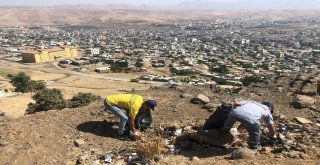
262, 102, 274, 114
142, 100, 157, 111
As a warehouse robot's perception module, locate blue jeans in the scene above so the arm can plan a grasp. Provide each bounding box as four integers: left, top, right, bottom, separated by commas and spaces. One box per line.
103, 102, 128, 135
223, 114, 261, 149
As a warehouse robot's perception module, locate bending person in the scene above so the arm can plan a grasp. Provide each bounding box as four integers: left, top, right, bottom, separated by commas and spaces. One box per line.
223, 100, 276, 150
103, 94, 156, 139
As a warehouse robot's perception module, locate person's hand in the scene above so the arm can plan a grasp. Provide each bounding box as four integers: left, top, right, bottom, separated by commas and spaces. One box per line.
134, 131, 141, 140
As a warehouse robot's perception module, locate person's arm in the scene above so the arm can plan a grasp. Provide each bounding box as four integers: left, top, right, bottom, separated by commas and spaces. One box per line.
263, 113, 276, 138
267, 123, 276, 137
129, 116, 141, 139
128, 96, 143, 139
129, 116, 136, 133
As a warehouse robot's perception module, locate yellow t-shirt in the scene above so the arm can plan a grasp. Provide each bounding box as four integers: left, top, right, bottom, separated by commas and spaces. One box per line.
106, 94, 143, 118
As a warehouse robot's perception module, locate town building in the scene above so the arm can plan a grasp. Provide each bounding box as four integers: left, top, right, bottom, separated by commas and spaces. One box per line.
21, 46, 78, 63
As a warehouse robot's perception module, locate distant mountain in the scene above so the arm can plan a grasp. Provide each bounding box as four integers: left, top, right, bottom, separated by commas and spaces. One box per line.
176, 0, 320, 9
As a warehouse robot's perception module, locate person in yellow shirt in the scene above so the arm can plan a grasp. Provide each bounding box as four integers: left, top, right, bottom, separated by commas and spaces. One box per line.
103, 94, 157, 138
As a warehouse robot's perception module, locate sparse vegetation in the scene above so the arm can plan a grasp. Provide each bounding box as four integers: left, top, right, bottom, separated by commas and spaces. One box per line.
28, 80, 46, 93
170, 68, 195, 75
9, 72, 46, 93
241, 75, 264, 86
136, 137, 167, 159
211, 65, 229, 74
68, 92, 101, 108
135, 61, 144, 68
215, 79, 242, 86
10, 72, 32, 93
110, 63, 124, 73
26, 89, 101, 114
26, 88, 67, 114
0, 68, 16, 78
9, 72, 101, 114
241, 63, 254, 68
6, 74, 13, 78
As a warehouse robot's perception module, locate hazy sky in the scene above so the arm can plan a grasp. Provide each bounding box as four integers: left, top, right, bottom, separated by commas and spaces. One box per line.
0, 0, 319, 9
0, 0, 248, 6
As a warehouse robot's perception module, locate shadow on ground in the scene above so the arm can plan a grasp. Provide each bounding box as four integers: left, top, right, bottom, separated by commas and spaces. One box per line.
178, 147, 237, 159
175, 128, 237, 159
77, 120, 118, 138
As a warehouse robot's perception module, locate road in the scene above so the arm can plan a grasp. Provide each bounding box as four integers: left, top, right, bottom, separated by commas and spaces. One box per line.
0, 59, 165, 85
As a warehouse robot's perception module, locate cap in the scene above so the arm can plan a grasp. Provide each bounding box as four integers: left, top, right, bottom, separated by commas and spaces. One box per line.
262, 102, 274, 114
146, 100, 157, 110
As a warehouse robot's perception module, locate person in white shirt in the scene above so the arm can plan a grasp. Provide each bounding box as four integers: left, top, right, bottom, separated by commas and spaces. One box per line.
223, 100, 276, 150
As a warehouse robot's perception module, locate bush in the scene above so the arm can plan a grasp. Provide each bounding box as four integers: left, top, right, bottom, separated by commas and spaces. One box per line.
26, 103, 37, 114
136, 137, 167, 159
211, 65, 229, 74
170, 68, 195, 75
215, 79, 241, 86
10, 72, 31, 93
10, 72, 47, 93
135, 62, 144, 68
26, 90, 101, 114
68, 92, 101, 108
26, 88, 67, 114
111, 64, 123, 72
28, 80, 46, 93
241, 76, 263, 86
242, 63, 253, 68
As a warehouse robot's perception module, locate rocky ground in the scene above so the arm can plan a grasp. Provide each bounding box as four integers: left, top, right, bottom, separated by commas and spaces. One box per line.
0, 72, 320, 165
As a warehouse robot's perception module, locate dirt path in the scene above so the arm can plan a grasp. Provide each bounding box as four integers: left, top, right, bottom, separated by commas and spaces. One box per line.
0, 60, 155, 118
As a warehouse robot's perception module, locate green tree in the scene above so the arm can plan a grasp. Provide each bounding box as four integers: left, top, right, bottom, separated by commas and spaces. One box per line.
26, 88, 67, 114
10, 72, 47, 94
10, 72, 31, 93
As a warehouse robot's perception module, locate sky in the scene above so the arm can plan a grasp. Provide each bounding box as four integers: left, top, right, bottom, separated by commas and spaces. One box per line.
0, 0, 319, 9
0, 0, 250, 6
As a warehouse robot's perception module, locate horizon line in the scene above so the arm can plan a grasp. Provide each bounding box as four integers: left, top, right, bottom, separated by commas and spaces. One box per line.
0, 4, 319, 10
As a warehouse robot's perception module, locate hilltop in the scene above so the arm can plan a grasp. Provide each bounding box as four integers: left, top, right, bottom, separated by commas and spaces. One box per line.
1, 7, 320, 26
0, 72, 319, 164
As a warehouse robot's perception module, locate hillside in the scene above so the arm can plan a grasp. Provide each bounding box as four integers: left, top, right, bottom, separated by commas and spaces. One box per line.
1, 7, 320, 26
0, 72, 320, 164
0, 7, 225, 26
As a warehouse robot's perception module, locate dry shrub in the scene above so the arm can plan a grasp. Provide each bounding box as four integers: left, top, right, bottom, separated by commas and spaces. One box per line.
136, 137, 168, 159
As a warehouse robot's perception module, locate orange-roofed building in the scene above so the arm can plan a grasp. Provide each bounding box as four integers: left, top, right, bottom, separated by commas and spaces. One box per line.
21, 47, 78, 63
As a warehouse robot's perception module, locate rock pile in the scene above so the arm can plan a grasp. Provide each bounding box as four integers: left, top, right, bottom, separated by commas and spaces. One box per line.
259, 114, 320, 159
290, 72, 320, 110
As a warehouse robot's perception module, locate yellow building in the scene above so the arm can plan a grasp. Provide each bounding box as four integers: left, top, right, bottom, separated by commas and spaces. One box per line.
21, 46, 78, 63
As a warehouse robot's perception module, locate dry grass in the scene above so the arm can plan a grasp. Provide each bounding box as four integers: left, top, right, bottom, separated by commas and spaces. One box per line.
136, 137, 168, 159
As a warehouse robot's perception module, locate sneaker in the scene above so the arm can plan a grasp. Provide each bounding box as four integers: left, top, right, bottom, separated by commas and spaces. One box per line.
249, 145, 262, 151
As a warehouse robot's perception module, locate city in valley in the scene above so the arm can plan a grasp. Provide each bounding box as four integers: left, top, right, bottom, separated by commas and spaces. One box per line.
0, 3, 320, 165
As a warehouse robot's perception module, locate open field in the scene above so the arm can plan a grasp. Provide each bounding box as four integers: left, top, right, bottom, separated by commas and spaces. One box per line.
0, 60, 152, 118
